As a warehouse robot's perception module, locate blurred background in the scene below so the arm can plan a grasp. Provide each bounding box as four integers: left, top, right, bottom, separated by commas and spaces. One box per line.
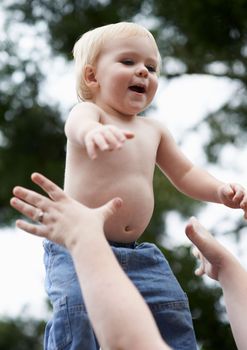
1, 0, 247, 349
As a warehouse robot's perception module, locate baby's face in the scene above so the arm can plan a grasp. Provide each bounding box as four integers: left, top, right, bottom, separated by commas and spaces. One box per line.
93, 35, 159, 117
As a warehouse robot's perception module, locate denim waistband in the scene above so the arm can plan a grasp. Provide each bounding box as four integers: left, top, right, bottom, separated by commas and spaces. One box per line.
108, 240, 137, 249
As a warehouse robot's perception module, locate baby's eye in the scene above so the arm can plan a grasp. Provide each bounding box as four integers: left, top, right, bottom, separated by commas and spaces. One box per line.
121, 59, 134, 65
146, 65, 157, 73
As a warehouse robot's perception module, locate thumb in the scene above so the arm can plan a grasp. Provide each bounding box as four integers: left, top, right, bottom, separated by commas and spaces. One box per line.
185, 217, 200, 243
185, 217, 208, 250
99, 197, 123, 222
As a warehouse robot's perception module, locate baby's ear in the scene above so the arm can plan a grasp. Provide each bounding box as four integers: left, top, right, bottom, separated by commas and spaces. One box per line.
84, 64, 98, 88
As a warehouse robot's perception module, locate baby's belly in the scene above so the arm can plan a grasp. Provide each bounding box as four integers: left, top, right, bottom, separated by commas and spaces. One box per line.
68, 178, 154, 242
103, 186, 154, 242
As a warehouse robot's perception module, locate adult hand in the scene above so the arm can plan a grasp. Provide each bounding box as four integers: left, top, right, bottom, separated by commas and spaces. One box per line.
185, 217, 230, 280
10, 172, 122, 249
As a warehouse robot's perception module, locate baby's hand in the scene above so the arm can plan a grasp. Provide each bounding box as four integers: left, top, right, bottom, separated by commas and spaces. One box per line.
218, 183, 247, 219
84, 125, 134, 159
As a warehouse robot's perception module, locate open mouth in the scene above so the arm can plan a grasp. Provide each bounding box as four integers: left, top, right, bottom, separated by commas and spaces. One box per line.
129, 85, 146, 93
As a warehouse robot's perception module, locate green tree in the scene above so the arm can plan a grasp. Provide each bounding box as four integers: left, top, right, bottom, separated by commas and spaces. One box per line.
0, 18, 66, 224
0, 316, 45, 350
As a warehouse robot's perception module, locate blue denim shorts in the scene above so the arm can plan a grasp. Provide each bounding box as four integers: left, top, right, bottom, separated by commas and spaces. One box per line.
43, 239, 197, 350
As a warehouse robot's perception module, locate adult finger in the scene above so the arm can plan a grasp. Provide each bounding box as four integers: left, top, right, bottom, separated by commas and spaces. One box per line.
191, 246, 205, 276
195, 264, 205, 276
12, 187, 47, 210
98, 197, 123, 222
185, 217, 212, 249
10, 197, 44, 222
191, 246, 200, 259
16, 219, 48, 238
31, 172, 67, 201
185, 217, 203, 246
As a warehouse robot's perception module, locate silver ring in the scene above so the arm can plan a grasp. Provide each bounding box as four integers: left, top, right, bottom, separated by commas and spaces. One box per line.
37, 210, 44, 223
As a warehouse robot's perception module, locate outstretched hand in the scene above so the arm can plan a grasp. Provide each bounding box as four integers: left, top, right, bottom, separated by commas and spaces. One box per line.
218, 183, 247, 219
10, 173, 122, 249
85, 124, 134, 159
185, 217, 232, 281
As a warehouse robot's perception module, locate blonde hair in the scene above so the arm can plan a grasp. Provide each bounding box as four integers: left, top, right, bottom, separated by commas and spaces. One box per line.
73, 22, 161, 101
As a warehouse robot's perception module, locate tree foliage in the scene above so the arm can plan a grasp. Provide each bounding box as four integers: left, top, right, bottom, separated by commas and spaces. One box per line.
0, 316, 45, 350
0, 0, 245, 348
0, 27, 66, 224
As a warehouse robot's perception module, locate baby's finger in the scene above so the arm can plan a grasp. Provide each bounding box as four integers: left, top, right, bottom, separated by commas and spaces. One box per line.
109, 127, 127, 144
242, 205, 247, 220
108, 126, 134, 141
85, 137, 98, 159
232, 187, 245, 204
221, 185, 235, 199
240, 197, 247, 209
93, 133, 110, 151
103, 129, 121, 149
123, 130, 135, 139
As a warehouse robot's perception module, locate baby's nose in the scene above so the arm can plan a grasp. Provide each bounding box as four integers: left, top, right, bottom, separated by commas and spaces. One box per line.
137, 66, 148, 77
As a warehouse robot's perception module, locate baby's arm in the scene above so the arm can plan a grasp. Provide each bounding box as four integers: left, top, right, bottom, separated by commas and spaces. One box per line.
10, 173, 170, 350
156, 123, 224, 201
65, 103, 134, 159
156, 121, 247, 217
186, 217, 247, 350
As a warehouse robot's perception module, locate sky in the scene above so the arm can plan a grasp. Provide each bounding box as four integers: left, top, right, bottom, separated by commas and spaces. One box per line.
0, 7, 247, 320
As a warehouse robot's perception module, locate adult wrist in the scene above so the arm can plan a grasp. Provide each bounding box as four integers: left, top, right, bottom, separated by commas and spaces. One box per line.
218, 253, 239, 287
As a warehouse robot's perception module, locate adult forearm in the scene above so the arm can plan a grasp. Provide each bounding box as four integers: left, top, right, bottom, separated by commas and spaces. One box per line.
70, 235, 169, 350
219, 260, 247, 350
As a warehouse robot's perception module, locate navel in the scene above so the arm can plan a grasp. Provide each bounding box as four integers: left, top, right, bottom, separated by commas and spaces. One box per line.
125, 225, 131, 232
